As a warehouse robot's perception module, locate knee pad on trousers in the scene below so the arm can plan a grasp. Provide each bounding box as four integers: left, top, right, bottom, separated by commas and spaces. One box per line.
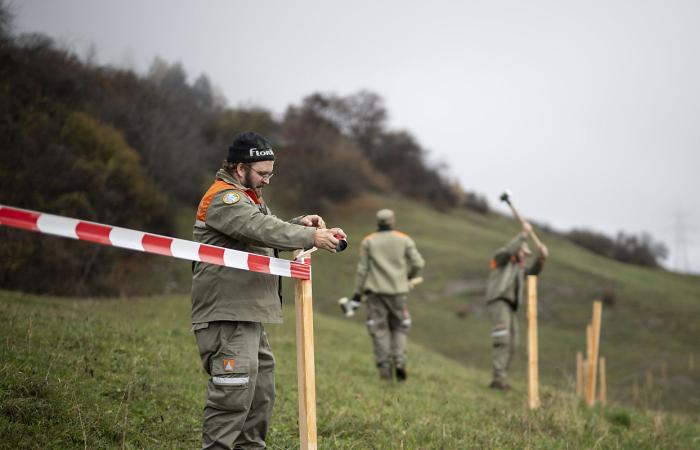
491, 326, 510, 347
366, 319, 387, 336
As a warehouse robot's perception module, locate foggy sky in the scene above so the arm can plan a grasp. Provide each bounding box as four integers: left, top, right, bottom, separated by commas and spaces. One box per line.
13, 0, 700, 272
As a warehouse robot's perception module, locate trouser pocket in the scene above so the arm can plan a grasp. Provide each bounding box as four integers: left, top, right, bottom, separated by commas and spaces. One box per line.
197, 322, 258, 414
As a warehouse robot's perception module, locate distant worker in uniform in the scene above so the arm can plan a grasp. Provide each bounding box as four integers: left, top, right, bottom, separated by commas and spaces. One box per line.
191, 131, 346, 450
485, 222, 548, 390
346, 209, 425, 381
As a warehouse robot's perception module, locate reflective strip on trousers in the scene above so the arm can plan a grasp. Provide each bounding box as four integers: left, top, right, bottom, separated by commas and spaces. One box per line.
212, 376, 249, 386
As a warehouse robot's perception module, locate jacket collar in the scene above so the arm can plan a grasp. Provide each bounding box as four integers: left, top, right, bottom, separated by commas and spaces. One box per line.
215, 168, 264, 205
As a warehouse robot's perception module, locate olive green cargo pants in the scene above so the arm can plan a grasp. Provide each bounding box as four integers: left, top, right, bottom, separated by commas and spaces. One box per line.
487, 299, 519, 383
194, 321, 275, 450
366, 293, 411, 373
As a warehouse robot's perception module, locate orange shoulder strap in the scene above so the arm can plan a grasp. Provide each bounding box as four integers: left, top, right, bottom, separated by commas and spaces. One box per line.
196, 180, 240, 221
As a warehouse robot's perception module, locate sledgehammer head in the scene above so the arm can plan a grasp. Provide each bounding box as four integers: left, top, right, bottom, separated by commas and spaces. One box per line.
499, 189, 513, 205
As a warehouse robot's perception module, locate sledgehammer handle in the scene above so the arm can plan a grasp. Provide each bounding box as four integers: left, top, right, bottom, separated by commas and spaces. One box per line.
505, 201, 545, 250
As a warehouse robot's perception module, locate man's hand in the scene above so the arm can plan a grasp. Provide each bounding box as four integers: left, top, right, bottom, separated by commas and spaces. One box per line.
300, 215, 326, 228
538, 244, 549, 259
313, 227, 347, 253
522, 222, 533, 237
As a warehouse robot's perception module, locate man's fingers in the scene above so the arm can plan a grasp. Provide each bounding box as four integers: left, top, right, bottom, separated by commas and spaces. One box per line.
314, 229, 342, 252
328, 233, 339, 249
329, 227, 347, 239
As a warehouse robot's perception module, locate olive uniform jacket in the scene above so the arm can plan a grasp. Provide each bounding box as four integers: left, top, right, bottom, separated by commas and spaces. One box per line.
485, 234, 545, 311
354, 229, 425, 295
191, 169, 315, 325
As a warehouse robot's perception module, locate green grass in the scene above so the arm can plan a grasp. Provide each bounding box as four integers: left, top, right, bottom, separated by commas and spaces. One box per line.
2, 192, 700, 447
2, 291, 699, 449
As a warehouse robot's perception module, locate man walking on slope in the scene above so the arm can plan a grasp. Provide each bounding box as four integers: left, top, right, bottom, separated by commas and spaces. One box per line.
191, 131, 346, 450
485, 222, 548, 390
349, 209, 425, 381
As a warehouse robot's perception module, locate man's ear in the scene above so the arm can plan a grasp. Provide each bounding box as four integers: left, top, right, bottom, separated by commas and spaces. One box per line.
234, 163, 245, 179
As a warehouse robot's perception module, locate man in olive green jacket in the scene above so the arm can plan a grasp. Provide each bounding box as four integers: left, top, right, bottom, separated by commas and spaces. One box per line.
352, 209, 425, 381
192, 132, 346, 450
485, 222, 548, 389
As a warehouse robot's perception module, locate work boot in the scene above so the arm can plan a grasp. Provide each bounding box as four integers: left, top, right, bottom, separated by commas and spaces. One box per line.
378, 364, 392, 381
395, 366, 407, 382
489, 380, 511, 390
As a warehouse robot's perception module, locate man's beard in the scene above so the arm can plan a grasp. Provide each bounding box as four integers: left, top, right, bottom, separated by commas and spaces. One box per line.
243, 168, 264, 195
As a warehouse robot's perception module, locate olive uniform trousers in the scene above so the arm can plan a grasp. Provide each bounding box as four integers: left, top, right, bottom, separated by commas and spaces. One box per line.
487, 299, 519, 383
195, 321, 275, 450
365, 293, 411, 371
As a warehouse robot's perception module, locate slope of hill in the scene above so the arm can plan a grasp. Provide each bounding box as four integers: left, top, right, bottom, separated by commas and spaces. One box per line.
268, 193, 700, 417
1, 291, 698, 449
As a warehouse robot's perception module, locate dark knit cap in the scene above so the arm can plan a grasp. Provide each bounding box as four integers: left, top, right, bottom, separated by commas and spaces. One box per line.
227, 132, 275, 163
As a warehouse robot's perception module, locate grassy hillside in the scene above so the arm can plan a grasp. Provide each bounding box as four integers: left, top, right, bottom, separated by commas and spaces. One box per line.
2, 291, 699, 449
268, 193, 700, 416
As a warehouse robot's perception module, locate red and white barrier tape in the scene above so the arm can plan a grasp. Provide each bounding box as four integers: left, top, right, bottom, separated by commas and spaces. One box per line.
0, 204, 311, 280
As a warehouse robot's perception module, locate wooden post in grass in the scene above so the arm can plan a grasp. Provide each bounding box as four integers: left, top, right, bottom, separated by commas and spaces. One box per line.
527, 275, 540, 409
584, 324, 592, 399
294, 253, 317, 450
599, 356, 607, 406
586, 301, 603, 406
576, 351, 584, 398
586, 324, 593, 366
582, 360, 589, 398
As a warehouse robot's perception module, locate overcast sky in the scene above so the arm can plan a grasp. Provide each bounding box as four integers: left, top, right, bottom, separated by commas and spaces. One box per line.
12, 0, 700, 273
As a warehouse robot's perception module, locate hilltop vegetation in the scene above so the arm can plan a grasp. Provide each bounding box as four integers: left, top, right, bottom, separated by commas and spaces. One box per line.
0, 1, 671, 296
0, 7, 484, 296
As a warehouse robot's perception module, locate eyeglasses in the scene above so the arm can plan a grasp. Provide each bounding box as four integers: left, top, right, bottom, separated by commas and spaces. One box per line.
246, 164, 274, 181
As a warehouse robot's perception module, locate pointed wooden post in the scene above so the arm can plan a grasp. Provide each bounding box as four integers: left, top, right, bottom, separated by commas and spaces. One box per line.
294, 253, 317, 450
586, 301, 603, 406
527, 275, 540, 409
576, 351, 584, 398
599, 356, 607, 406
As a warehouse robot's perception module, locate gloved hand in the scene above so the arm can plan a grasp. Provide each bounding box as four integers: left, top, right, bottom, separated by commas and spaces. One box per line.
339, 294, 362, 317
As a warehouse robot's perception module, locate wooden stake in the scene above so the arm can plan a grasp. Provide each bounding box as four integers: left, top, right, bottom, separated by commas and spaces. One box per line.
599, 356, 607, 406
294, 253, 317, 450
576, 351, 583, 398
586, 301, 603, 406
527, 275, 540, 410
586, 324, 593, 365
582, 360, 589, 398
585, 324, 592, 402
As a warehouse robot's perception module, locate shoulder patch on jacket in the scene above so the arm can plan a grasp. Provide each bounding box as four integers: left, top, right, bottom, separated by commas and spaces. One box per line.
392, 230, 409, 239
222, 192, 241, 205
